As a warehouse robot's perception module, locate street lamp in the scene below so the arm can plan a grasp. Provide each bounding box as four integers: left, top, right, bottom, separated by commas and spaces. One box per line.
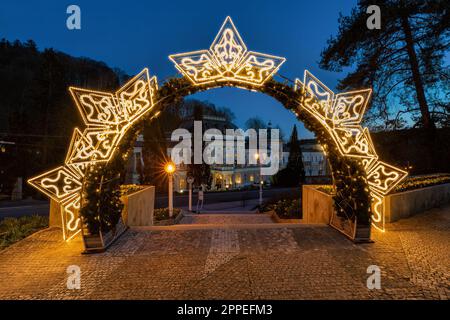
164, 162, 176, 217
254, 152, 263, 206
186, 176, 194, 212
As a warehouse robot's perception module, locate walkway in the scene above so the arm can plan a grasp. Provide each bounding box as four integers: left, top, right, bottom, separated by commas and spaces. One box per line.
0, 205, 448, 299
179, 213, 274, 225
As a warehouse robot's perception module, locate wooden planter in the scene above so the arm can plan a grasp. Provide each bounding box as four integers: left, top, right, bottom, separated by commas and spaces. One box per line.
82, 185, 155, 253
303, 185, 371, 242
48, 185, 156, 252
120, 186, 155, 226
329, 214, 371, 243
82, 218, 128, 253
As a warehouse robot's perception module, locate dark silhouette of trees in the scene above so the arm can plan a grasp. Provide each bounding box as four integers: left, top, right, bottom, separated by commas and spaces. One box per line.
245, 117, 267, 131
319, 0, 449, 130
0, 39, 123, 196
186, 103, 212, 189
272, 125, 305, 187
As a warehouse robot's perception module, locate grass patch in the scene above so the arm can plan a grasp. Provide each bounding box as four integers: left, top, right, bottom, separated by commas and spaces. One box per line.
0, 215, 48, 250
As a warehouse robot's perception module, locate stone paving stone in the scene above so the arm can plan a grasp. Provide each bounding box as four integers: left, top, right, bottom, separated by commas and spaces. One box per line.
179, 213, 274, 225
204, 229, 240, 276
0, 205, 448, 299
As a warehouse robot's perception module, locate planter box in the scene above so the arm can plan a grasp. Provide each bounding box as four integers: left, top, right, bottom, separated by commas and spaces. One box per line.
49, 185, 155, 252
302, 185, 333, 224
49, 185, 156, 229
121, 185, 155, 227
303, 185, 371, 242
82, 185, 155, 253
82, 219, 128, 253
384, 183, 450, 222
303, 183, 450, 230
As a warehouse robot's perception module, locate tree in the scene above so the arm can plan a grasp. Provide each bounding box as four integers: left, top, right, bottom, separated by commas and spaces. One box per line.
272, 125, 305, 187
187, 103, 212, 188
245, 117, 267, 130
319, 0, 449, 130
287, 125, 305, 181
0, 39, 121, 196
141, 117, 168, 189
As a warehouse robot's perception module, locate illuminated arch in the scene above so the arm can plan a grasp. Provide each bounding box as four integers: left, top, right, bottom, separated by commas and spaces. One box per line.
28, 16, 407, 241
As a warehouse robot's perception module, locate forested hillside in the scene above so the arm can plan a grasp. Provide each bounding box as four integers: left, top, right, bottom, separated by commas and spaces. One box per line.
0, 39, 125, 196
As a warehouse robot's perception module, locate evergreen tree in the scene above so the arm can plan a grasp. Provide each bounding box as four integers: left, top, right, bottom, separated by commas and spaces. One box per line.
187, 104, 212, 189
272, 125, 305, 187
245, 117, 267, 130
0, 39, 121, 196
319, 0, 449, 130
287, 125, 305, 183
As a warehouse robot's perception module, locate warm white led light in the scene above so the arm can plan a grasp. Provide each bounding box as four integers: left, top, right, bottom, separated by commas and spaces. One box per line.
28, 69, 158, 241
28, 17, 405, 240
295, 71, 408, 231
169, 16, 286, 86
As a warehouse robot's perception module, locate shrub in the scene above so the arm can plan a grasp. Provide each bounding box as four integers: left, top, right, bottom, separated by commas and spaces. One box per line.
317, 185, 335, 195
0, 215, 48, 250
394, 174, 450, 193
260, 192, 302, 219
309, 174, 450, 196
154, 208, 181, 221
120, 184, 145, 196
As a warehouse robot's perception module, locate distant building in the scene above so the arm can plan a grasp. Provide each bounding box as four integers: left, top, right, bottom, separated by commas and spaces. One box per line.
166, 116, 286, 192
299, 139, 330, 177
125, 122, 330, 189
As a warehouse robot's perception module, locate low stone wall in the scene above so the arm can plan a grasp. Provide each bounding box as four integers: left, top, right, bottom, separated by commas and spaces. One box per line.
384, 183, 450, 222
302, 185, 334, 224
49, 185, 156, 228
121, 186, 155, 227
301, 183, 450, 225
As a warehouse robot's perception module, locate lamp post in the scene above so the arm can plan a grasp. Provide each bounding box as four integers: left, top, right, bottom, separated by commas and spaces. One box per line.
254, 153, 263, 206
164, 162, 176, 217
187, 176, 194, 212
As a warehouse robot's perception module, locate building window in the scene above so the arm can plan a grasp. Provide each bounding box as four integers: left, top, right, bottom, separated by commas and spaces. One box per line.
179, 179, 186, 191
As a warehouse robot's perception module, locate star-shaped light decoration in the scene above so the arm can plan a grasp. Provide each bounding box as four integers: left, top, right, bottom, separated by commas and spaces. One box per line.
295, 71, 408, 231
169, 16, 286, 86
28, 69, 159, 240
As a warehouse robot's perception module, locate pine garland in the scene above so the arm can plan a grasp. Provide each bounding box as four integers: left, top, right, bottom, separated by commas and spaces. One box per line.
79, 77, 371, 234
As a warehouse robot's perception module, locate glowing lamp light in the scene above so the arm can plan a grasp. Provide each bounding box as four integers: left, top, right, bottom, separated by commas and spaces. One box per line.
164, 162, 176, 174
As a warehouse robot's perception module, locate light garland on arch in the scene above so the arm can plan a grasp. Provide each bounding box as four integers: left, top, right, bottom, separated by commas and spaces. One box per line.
295, 71, 408, 231
27, 16, 407, 241
28, 69, 158, 240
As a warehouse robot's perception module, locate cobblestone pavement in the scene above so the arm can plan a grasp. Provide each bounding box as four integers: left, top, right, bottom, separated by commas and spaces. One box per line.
0, 205, 449, 300
179, 213, 275, 225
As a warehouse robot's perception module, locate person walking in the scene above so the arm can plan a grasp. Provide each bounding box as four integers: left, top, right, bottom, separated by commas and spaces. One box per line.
196, 185, 204, 213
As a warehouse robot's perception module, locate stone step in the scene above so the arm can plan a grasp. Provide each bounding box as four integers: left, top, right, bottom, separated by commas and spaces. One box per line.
178, 213, 275, 225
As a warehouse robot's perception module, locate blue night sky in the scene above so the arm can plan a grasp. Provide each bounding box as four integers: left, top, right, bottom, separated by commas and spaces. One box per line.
0, 0, 357, 138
